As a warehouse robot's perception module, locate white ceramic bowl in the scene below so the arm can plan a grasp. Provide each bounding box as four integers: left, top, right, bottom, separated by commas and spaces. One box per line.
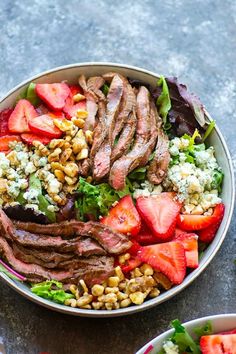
137, 314, 236, 353
0, 63, 234, 317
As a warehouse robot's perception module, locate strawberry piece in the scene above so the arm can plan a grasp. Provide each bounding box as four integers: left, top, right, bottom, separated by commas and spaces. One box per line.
28, 114, 62, 138
177, 203, 225, 231
35, 83, 70, 110
128, 240, 141, 256
137, 241, 186, 284
8, 99, 38, 133
120, 258, 142, 273
0, 135, 21, 151
0, 108, 13, 136
219, 329, 236, 335
136, 194, 182, 242
63, 85, 86, 119
36, 104, 65, 118
101, 195, 141, 236
135, 222, 158, 245
174, 232, 199, 268
198, 204, 225, 243
200, 334, 236, 354
21, 133, 51, 145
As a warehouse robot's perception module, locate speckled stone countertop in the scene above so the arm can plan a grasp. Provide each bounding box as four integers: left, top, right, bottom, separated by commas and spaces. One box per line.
0, 1, 236, 353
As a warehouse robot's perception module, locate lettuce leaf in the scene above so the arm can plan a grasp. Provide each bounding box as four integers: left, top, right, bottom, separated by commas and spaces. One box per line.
31, 280, 74, 304
75, 177, 131, 221
16, 82, 41, 106
102, 84, 109, 96
156, 76, 171, 129
202, 121, 215, 142
194, 321, 212, 342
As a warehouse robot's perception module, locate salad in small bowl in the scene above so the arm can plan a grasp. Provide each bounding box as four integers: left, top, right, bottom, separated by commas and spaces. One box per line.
137, 314, 236, 354
0, 63, 234, 316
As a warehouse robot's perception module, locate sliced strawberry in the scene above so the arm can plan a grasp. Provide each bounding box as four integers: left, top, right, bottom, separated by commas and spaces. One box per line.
198, 204, 225, 243
0, 108, 13, 136
136, 194, 182, 242
101, 195, 141, 236
120, 258, 142, 273
0, 135, 21, 151
36, 104, 65, 119
177, 203, 225, 231
8, 99, 38, 133
63, 85, 86, 119
219, 329, 236, 335
174, 232, 199, 268
21, 133, 52, 145
137, 241, 186, 284
174, 228, 187, 237
200, 334, 236, 354
134, 222, 158, 245
28, 114, 62, 138
128, 240, 141, 256
35, 83, 70, 110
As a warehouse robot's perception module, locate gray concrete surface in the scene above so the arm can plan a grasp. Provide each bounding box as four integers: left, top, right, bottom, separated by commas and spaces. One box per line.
0, 0, 236, 353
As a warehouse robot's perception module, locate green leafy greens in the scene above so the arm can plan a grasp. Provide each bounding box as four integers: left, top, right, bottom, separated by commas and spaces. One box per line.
158, 319, 212, 354
16, 82, 41, 106
101, 83, 110, 96
31, 280, 74, 304
156, 76, 171, 130
202, 121, 215, 142
75, 177, 131, 221
0, 263, 19, 281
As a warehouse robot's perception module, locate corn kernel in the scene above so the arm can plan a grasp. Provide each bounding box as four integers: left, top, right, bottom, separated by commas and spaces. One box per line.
65, 176, 77, 186
91, 284, 104, 297
54, 118, 73, 131
140, 264, 154, 276
149, 288, 160, 298
115, 266, 125, 281
92, 302, 103, 310
69, 285, 77, 295
79, 279, 89, 294
108, 276, 120, 287
104, 287, 119, 294
51, 162, 64, 171
72, 117, 85, 128
54, 169, 65, 182
63, 162, 79, 178
120, 298, 132, 308
73, 93, 86, 102
76, 109, 88, 119
76, 148, 88, 160
129, 292, 145, 305
117, 292, 128, 301
85, 130, 93, 144
76, 294, 93, 307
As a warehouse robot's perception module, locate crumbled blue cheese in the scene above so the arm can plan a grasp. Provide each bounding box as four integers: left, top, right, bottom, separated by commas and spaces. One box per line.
23, 189, 40, 204
133, 181, 163, 199
163, 340, 179, 354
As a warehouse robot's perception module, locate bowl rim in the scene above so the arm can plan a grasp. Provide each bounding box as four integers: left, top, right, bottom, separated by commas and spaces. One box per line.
136, 313, 236, 354
0, 62, 235, 317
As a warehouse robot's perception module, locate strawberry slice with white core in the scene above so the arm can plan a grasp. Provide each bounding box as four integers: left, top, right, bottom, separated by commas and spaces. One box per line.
200, 333, 236, 354
137, 241, 186, 284
35, 83, 70, 111
136, 193, 182, 242
28, 114, 62, 138
177, 203, 225, 231
8, 99, 38, 133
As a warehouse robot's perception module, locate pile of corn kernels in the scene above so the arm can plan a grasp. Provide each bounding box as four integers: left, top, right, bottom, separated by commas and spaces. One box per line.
64, 264, 172, 311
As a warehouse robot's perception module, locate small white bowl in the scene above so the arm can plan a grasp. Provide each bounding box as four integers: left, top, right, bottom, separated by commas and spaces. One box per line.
137, 314, 236, 353
0, 63, 235, 317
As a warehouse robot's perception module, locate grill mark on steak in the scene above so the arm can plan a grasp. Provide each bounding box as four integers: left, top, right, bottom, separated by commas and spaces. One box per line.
111, 109, 137, 163
93, 75, 124, 181
147, 129, 170, 184
13, 219, 131, 255
109, 86, 158, 190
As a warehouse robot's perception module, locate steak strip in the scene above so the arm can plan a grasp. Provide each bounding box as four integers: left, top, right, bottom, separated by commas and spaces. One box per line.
109, 86, 159, 190
13, 219, 131, 254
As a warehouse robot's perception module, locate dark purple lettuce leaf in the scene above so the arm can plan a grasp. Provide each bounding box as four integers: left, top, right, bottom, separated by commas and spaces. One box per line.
4, 205, 50, 224
56, 195, 76, 222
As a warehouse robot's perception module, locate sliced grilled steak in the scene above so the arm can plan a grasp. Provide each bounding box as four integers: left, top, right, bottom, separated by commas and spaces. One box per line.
109, 86, 156, 190
111, 109, 136, 163
78, 75, 98, 131
90, 100, 107, 159
77, 237, 106, 256
0, 236, 114, 285
12, 243, 75, 268
112, 83, 136, 145
87, 76, 105, 100
93, 75, 123, 181
78, 158, 91, 177
13, 219, 131, 254
147, 129, 170, 184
